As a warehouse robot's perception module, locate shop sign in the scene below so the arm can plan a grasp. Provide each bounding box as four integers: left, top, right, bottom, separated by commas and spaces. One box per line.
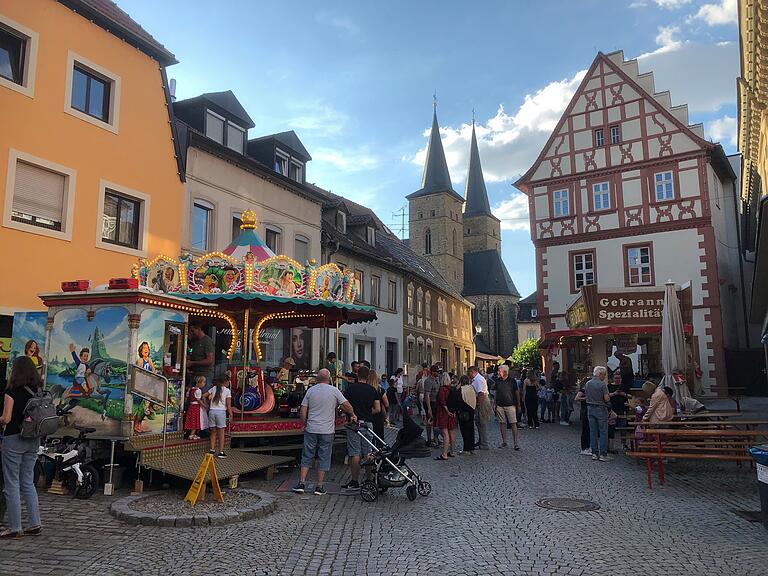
596, 292, 665, 325
566, 300, 589, 329
615, 334, 638, 354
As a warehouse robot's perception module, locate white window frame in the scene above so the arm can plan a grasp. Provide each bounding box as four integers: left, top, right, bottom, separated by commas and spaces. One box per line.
626, 245, 653, 286
0, 14, 38, 98
95, 179, 150, 256
654, 171, 675, 201
3, 149, 77, 241
594, 128, 604, 147
289, 161, 303, 183
191, 198, 214, 252
226, 121, 245, 154
531, 308, 537, 318
553, 189, 569, 217
204, 109, 225, 144
366, 226, 375, 245
592, 182, 611, 211
64, 51, 121, 134
275, 150, 289, 175
371, 275, 381, 307
264, 225, 282, 253
388, 279, 397, 311
610, 125, 621, 145
232, 211, 243, 241
294, 233, 310, 264
336, 210, 346, 233
573, 252, 595, 290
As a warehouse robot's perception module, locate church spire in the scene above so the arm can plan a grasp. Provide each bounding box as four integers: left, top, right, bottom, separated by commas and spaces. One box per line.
410, 106, 457, 198
464, 121, 491, 217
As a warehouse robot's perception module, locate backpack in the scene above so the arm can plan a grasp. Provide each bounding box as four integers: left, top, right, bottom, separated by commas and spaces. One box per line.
446, 387, 463, 413
21, 386, 59, 439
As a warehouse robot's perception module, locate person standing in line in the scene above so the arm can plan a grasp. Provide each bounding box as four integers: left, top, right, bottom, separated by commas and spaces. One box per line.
457, 375, 476, 454
421, 365, 439, 447
516, 368, 527, 428
585, 366, 611, 462
608, 372, 629, 449
559, 372, 571, 425
386, 375, 401, 424
187, 322, 215, 392
575, 377, 592, 455
524, 369, 541, 429
293, 369, 356, 495
0, 356, 43, 538
342, 365, 381, 490
433, 373, 458, 460
468, 366, 491, 450
205, 374, 232, 458
493, 365, 520, 450
368, 369, 388, 443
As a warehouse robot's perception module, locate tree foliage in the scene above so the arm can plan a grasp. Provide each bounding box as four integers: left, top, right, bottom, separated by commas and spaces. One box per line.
509, 338, 542, 369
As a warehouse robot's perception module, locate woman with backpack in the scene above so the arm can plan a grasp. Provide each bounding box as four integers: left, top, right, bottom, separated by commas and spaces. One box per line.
0, 356, 43, 538
433, 373, 458, 460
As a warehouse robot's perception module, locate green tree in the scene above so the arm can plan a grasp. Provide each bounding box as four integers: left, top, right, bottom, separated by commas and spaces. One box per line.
510, 338, 542, 370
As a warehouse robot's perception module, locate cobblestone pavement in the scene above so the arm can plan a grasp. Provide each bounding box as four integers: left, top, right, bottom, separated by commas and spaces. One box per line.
2, 399, 767, 576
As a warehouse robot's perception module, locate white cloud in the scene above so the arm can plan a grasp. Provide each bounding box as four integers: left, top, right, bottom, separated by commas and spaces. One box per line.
654, 0, 692, 8
493, 193, 530, 231
286, 101, 349, 137
653, 25, 683, 52
690, 0, 737, 26
705, 115, 737, 146
312, 146, 380, 173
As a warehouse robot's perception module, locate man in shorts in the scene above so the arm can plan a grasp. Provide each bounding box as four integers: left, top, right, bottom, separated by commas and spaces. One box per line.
494, 364, 520, 450
293, 369, 356, 495
421, 365, 440, 447
342, 365, 381, 490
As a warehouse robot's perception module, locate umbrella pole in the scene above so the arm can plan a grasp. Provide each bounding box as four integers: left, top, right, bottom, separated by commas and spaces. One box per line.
241, 306, 249, 424
335, 320, 340, 389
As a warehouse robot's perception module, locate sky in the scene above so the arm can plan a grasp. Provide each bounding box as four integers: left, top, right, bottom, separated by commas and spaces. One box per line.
121, 0, 740, 298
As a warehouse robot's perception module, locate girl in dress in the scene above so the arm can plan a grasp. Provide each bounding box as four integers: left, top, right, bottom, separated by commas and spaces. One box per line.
185, 375, 208, 440
133, 342, 156, 434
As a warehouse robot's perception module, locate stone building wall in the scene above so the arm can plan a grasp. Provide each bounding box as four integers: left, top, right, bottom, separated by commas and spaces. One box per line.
467, 293, 519, 356
463, 214, 501, 253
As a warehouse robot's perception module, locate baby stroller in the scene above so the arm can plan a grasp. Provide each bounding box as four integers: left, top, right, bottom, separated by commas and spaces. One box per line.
347, 412, 432, 502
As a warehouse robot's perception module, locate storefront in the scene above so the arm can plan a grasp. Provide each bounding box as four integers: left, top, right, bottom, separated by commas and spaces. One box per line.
541, 284, 696, 389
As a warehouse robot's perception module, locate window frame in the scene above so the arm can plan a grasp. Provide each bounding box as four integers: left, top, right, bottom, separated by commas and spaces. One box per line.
388, 280, 397, 311
568, 248, 597, 294
424, 228, 432, 254
589, 180, 612, 213
64, 51, 121, 134
407, 338, 415, 365
191, 198, 214, 252
335, 210, 346, 233
264, 225, 282, 253
232, 211, 243, 241
371, 275, 381, 307
652, 169, 677, 204
551, 187, 571, 219
623, 242, 655, 287
594, 128, 605, 147
366, 226, 375, 245
294, 233, 310, 264
275, 151, 289, 176
610, 125, 621, 145
71, 65, 110, 123
3, 149, 77, 241
355, 269, 365, 302
225, 121, 245, 154
289, 161, 303, 183
0, 15, 38, 98
96, 180, 150, 256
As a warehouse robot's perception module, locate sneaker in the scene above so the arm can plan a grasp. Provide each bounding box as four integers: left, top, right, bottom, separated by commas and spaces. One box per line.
514, 445, 520, 451
598, 455, 612, 462
560, 421, 569, 426
208, 449, 215, 455
313, 485, 327, 496
580, 449, 592, 456
291, 482, 306, 494
341, 480, 360, 490
499, 443, 508, 448
591, 454, 599, 461
217, 451, 227, 458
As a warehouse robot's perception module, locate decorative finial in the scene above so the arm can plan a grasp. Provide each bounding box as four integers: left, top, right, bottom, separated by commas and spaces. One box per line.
433, 91, 437, 111
241, 209, 258, 230
472, 108, 475, 126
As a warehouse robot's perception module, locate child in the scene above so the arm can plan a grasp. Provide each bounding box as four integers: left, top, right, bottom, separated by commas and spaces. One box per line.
69, 343, 91, 393
185, 375, 208, 440
205, 374, 232, 458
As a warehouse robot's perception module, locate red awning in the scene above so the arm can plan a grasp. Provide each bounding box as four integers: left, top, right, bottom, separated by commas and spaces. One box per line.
540, 324, 693, 347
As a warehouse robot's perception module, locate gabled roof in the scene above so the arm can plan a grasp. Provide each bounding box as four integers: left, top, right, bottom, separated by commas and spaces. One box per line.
407, 109, 463, 202
200, 91, 255, 128
519, 292, 537, 305
515, 51, 718, 191
463, 250, 520, 297
249, 130, 312, 161
60, 0, 176, 65
464, 122, 494, 218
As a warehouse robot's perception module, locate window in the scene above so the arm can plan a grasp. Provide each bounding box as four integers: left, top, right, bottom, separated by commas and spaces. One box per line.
371, 275, 381, 307
426, 342, 433, 365
265, 226, 281, 253
102, 190, 140, 249
289, 162, 303, 183
553, 189, 569, 217
335, 210, 346, 233
610, 125, 621, 145
417, 341, 424, 365
440, 348, 448, 370
452, 229, 457, 255
71, 65, 110, 122
527, 329, 536, 340
424, 228, 432, 254
226, 122, 245, 154
0, 22, 25, 86
338, 335, 348, 368
467, 227, 471, 234
354, 270, 364, 302
572, 251, 595, 290
294, 234, 309, 264
594, 129, 604, 147
430, 210, 435, 217
592, 182, 611, 211
192, 200, 213, 251
275, 153, 288, 176
388, 280, 397, 311
418, 212, 423, 219
625, 244, 653, 286
366, 226, 375, 245
417, 292, 423, 316
7, 157, 71, 235
407, 340, 414, 365
425, 292, 431, 319
205, 110, 224, 143
654, 171, 674, 201
205, 109, 245, 153
531, 308, 537, 318
407, 285, 414, 313
232, 213, 242, 241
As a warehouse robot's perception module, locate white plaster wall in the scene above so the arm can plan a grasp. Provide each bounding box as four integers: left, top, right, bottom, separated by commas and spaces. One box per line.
622, 177, 643, 206
573, 130, 591, 151
534, 193, 550, 220
622, 118, 642, 140
678, 168, 700, 198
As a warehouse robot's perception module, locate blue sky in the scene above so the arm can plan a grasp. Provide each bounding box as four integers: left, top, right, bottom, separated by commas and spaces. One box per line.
121, 0, 739, 297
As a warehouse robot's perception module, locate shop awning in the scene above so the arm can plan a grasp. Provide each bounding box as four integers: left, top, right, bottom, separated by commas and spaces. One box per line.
475, 351, 499, 361
540, 324, 693, 348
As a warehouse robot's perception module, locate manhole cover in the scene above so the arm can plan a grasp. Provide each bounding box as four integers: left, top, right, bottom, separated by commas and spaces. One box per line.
535, 498, 600, 512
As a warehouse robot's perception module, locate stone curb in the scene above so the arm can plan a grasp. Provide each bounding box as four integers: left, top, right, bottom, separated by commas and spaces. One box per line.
109, 489, 276, 528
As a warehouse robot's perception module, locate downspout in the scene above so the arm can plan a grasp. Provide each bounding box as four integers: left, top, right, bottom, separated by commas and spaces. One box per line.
733, 173, 751, 348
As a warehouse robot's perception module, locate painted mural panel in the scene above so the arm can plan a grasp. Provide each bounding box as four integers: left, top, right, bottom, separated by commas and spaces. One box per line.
8, 312, 47, 376
47, 307, 129, 436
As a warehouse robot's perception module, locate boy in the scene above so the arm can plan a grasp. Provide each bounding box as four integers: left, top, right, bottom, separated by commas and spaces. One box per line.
69, 343, 91, 395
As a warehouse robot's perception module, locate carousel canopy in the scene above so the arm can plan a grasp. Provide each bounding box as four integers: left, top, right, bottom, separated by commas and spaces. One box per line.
223, 212, 275, 261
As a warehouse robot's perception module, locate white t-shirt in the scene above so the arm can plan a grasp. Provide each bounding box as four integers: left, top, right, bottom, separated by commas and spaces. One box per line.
208, 386, 231, 411
396, 376, 404, 394
471, 373, 488, 395
301, 383, 348, 435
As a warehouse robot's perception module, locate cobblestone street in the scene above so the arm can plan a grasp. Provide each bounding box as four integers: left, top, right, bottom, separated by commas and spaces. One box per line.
2, 405, 767, 576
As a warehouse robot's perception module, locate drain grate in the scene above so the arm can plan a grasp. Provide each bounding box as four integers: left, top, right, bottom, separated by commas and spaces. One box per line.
535, 497, 601, 512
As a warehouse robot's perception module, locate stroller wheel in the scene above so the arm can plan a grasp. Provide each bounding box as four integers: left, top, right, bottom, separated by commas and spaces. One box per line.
406, 484, 417, 501
360, 481, 378, 502
417, 481, 432, 496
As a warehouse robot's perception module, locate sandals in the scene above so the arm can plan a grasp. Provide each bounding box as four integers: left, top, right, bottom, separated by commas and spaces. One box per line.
0, 529, 23, 539
433, 455, 449, 461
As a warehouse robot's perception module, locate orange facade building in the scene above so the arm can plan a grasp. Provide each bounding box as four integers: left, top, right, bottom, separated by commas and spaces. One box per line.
0, 0, 182, 318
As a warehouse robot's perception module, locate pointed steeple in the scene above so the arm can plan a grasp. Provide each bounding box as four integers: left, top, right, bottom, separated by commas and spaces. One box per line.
407, 106, 462, 200
464, 121, 491, 217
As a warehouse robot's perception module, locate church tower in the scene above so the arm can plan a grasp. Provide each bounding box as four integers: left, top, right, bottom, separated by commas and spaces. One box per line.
461, 120, 520, 356
407, 107, 464, 292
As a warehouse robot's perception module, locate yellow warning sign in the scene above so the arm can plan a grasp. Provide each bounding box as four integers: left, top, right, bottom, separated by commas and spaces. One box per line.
184, 453, 223, 506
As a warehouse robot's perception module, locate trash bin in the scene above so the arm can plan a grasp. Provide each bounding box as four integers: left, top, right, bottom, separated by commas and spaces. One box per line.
748, 444, 768, 530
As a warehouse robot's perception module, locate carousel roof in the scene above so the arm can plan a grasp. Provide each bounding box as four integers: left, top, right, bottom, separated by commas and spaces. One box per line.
223, 211, 276, 261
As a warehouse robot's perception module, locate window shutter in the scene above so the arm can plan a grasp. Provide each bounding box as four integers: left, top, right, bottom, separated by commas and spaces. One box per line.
13, 161, 66, 222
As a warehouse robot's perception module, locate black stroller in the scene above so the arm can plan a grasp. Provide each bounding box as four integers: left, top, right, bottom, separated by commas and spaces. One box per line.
347, 412, 432, 502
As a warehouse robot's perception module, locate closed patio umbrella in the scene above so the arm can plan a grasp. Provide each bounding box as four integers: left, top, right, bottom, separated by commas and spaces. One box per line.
661, 280, 689, 406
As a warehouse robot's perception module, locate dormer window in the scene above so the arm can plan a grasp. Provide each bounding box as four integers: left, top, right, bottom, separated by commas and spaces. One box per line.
205, 109, 245, 154
366, 226, 375, 245
289, 161, 303, 183
335, 210, 346, 233
275, 152, 288, 176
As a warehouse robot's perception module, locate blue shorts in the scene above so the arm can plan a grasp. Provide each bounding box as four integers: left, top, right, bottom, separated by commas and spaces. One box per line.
346, 424, 373, 458
208, 409, 227, 428
301, 432, 335, 471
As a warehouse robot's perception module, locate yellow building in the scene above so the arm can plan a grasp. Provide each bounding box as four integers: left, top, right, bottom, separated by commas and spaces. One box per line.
0, 0, 182, 322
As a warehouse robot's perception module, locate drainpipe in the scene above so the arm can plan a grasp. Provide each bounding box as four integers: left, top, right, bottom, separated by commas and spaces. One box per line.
732, 174, 751, 348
